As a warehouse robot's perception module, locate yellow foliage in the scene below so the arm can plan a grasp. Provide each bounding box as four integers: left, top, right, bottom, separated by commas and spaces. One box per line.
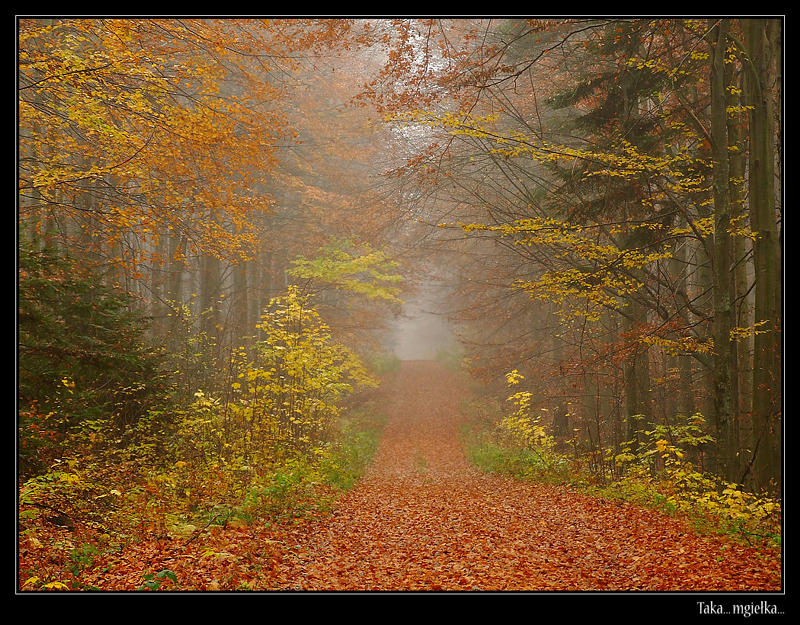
444, 216, 673, 321
18, 18, 288, 266
497, 373, 552, 450
228, 286, 377, 456
730, 320, 771, 342
638, 333, 714, 355
609, 419, 781, 533
505, 369, 524, 385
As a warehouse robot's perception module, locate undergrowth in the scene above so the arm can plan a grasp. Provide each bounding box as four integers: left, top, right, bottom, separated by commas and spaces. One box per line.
18, 403, 385, 592
461, 372, 782, 553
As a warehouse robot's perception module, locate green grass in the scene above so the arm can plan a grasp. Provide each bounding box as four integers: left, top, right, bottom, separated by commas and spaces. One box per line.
236, 405, 386, 524
365, 351, 402, 375
434, 346, 465, 372
320, 409, 386, 490
465, 437, 574, 485
464, 430, 781, 551
460, 402, 781, 552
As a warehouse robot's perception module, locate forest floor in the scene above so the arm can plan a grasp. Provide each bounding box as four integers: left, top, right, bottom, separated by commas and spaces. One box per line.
30, 360, 782, 592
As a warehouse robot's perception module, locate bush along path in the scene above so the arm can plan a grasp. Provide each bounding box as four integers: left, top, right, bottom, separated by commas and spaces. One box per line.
26, 360, 781, 592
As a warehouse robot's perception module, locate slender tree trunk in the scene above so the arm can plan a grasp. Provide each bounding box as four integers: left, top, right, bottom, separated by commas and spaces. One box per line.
709, 18, 738, 481
670, 240, 696, 418
688, 231, 716, 425
726, 49, 754, 483
622, 298, 650, 451
744, 18, 782, 491
149, 232, 168, 335
233, 260, 250, 345
549, 307, 570, 441
167, 232, 187, 339
199, 252, 221, 354
583, 369, 600, 452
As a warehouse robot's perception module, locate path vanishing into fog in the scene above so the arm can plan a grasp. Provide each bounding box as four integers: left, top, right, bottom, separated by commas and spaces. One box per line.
263, 361, 780, 591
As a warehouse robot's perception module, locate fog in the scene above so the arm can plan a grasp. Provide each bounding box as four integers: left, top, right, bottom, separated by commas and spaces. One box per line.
389, 280, 457, 360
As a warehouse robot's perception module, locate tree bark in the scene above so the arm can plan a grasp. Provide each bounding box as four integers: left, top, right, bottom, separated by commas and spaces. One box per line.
622, 298, 650, 452
709, 18, 737, 481
743, 18, 782, 491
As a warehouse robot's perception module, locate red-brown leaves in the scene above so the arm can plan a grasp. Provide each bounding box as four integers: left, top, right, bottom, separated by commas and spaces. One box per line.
245, 361, 781, 592
19, 361, 780, 592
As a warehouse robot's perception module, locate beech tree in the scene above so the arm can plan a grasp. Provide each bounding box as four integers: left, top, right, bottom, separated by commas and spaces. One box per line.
371, 18, 782, 491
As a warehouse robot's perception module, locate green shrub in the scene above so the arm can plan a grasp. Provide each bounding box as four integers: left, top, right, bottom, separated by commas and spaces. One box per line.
365, 351, 402, 375
435, 346, 464, 371
18, 241, 170, 476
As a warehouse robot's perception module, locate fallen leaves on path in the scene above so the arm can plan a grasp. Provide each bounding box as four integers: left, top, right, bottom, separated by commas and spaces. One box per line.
23, 360, 781, 592
258, 361, 781, 592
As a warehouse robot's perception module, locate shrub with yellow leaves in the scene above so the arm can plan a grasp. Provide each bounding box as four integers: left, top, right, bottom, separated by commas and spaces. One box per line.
228, 286, 378, 462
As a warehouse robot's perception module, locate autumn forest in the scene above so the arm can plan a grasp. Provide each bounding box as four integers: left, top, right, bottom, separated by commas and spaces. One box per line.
17, 17, 783, 596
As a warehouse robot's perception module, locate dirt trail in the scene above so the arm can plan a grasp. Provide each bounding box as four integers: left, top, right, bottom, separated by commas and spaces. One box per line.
266, 361, 781, 591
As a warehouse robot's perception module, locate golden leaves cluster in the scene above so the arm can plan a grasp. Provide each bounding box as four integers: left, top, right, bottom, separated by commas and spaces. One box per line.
18, 19, 289, 264
446, 216, 672, 321
228, 286, 378, 456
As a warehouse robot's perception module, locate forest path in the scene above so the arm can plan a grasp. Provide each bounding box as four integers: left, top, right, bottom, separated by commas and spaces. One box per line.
263, 360, 780, 591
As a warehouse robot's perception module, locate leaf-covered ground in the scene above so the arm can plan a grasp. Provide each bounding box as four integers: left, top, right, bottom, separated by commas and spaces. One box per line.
21, 361, 782, 592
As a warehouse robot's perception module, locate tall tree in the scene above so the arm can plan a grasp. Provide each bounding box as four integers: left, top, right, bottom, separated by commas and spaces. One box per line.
708, 18, 737, 480
742, 18, 782, 490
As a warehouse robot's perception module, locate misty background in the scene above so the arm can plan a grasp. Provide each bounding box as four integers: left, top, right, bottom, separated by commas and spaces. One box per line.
389, 280, 457, 360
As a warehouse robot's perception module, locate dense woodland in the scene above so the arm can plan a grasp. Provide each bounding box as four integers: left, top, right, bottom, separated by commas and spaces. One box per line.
17, 17, 782, 592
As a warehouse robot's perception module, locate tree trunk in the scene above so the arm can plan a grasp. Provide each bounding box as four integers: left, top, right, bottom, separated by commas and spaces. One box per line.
167, 232, 187, 338
199, 252, 221, 356
726, 46, 753, 484
149, 232, 168, 336
709, 18, 737, 481
232, 260, 250, 345
743, 18, 782, 491
622, 298, 650, 451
